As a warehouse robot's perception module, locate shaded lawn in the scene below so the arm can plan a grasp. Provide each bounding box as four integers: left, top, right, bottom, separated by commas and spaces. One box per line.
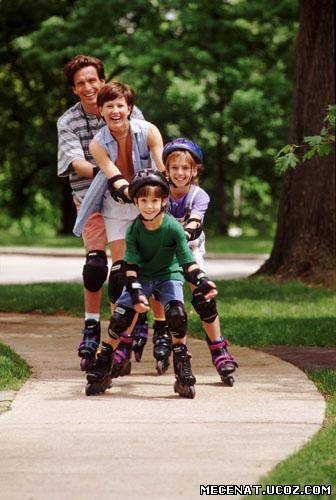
0, 278, 335, 347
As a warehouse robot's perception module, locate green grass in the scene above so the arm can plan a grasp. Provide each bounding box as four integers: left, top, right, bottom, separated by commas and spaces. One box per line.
205, 235, 272, 254
0, 278, 335, 347
0, 343, 31, 391
0, 233, 83, 248
244, 369, 336, 500
0, 233, 272, 254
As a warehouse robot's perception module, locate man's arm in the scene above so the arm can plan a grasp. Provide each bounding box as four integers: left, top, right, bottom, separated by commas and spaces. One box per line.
72, 159, 98, 179
57, 121, 96, 179
147, 123, 165, 172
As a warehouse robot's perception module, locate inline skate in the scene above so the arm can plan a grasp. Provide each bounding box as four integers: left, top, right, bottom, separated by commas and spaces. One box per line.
132, 313, 148, 362
78, 319, 100, 372
85, 342, 113, 396
153, 321, 172, 375
173, 344, 196, 398
207, 337, 238, 386
110, 334, 132, 378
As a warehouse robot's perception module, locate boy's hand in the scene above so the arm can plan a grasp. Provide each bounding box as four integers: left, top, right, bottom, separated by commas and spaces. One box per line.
126, 276, 149, 309
134, 295, 150, 313
204, 281, 218, 300
193, 278, 217, 302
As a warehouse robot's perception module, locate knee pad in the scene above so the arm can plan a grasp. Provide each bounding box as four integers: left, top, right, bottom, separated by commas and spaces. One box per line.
191, 293, 218, 323
108, 260, 126, 303
83, 250, 108, 292
108, 305, 136, 340
164, 300, 187, 339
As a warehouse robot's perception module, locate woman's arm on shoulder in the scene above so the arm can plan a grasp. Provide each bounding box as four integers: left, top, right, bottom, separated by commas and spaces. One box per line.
89, 139, 121, 179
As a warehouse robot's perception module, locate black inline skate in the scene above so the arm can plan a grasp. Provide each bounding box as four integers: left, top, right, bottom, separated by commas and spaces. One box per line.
78, 319, 101, 372
85, 342, 113, 396
110, 334, 132, 378
173, 344, 196, 398
152, 320, 172, 375
132, 313, 148, 362
207, 337, 238, 386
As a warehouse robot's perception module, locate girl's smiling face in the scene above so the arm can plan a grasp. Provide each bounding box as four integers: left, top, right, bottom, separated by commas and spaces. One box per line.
167, 152, 197, 187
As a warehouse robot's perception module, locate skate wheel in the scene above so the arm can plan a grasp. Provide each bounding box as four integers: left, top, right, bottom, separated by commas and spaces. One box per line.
156, 360, 164, 375
187, 386, 196, 399
121, 361, 132, 376
156, 359, 169, 375
85, 383, 94, 396
134, 351, 141, 363
173, 381, 196, 399
80, 358, 88, 372
80, 357, 94, 372
222, 375, 234, 387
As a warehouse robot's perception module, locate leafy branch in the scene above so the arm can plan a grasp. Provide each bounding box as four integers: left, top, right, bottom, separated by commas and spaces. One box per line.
275, 104, 335, 174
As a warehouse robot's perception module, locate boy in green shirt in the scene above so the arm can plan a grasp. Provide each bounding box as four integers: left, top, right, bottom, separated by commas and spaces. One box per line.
85, 169, 217, 398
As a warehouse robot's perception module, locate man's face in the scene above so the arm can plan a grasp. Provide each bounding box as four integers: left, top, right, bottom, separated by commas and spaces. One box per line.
72, 66, 104, 109
99, 96, 131, 132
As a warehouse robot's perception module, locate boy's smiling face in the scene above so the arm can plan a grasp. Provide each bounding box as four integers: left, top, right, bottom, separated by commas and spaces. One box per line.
135, 187, 167, 222
99, 96, 131, 133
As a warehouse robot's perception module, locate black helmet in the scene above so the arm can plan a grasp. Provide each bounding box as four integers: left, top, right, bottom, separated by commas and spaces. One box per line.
129, 169, 169, 199
162, 138, 204, 164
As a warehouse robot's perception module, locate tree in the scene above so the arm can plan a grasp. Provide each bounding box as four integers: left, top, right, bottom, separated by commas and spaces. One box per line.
258, 0, 335, 286
0, 0, 298, 236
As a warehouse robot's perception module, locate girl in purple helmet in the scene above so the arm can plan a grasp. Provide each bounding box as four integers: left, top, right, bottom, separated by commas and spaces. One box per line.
162, 138, 238, 385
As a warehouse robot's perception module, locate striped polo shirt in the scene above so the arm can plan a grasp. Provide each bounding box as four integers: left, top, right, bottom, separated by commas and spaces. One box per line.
57, 102, 144, 202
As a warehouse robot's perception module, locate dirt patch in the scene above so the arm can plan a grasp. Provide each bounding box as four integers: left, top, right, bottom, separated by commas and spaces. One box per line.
258, 346, 336, 371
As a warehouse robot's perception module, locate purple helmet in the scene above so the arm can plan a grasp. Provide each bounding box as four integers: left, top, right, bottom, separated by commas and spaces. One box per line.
162, 138, 204, 164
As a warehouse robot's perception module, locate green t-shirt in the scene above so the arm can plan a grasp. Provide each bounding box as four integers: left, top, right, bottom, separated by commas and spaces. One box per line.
124, 213, 195, 281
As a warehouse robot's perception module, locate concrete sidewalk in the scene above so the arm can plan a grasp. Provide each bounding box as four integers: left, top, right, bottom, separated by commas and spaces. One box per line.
0, 248, 268, 283
0, 313, 325, 500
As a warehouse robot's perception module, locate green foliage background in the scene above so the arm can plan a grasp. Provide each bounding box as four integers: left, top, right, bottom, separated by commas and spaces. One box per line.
0, 0, 299, 237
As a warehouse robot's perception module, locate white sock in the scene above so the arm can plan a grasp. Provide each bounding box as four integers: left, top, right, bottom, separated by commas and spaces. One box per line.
85, 313, 100, 322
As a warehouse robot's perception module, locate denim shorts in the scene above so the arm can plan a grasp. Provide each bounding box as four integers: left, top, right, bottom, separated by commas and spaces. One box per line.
117, 279, 184, 310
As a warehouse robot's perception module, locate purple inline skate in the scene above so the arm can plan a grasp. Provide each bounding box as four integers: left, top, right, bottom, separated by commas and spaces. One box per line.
78, 319, 101, 372
110, 334, 132, 378
207, 337, 238, 386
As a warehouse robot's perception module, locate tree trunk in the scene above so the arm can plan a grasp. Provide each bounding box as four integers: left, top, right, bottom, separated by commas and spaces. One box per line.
258, 0, 335, 287
58, 178, 77, 235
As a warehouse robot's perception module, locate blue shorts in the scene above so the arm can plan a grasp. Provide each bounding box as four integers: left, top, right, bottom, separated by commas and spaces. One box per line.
117, 279, 184, 310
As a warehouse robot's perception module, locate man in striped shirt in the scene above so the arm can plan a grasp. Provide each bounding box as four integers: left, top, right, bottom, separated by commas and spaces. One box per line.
57, 55, 143, 371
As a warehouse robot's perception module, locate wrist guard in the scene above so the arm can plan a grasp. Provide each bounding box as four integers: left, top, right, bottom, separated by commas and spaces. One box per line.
184, 218, 203, 241
126, 276, 144, 305
183, 265, 208, 287
126, 263, 139, 274
108, 175, 132, 204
